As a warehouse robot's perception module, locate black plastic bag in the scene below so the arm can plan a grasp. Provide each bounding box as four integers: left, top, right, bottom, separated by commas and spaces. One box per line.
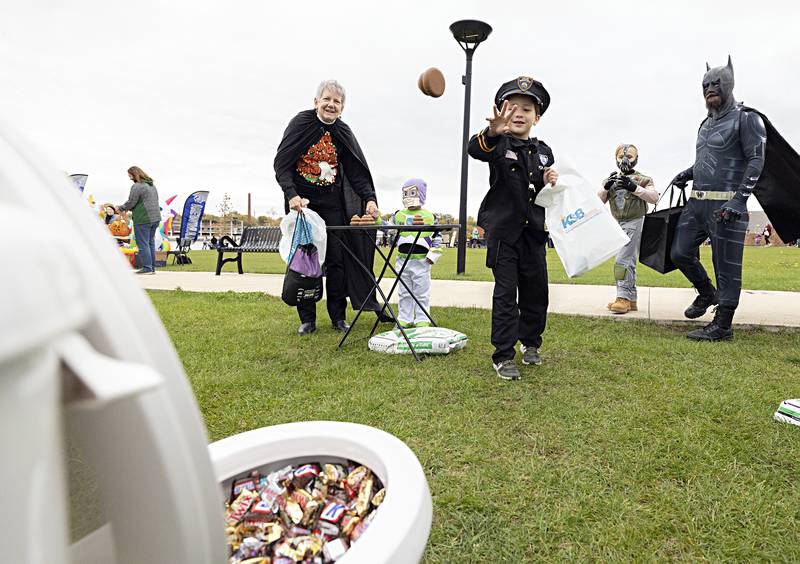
640, 184, 691, 274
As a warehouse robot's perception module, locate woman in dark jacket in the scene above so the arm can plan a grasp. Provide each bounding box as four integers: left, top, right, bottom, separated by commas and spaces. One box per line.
274, 79, 383, 335
119, 166, 161, 274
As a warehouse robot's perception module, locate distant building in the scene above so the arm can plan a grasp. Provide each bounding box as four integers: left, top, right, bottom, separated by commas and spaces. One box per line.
173, 216, 244, 238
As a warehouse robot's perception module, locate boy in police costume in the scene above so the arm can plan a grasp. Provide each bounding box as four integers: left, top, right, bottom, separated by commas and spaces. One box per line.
468, 76, 558, 380
390, 178, 442, 328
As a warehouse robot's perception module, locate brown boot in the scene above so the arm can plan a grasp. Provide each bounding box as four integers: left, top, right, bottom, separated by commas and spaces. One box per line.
629, 300, 638, 311
608, 298, 632, 314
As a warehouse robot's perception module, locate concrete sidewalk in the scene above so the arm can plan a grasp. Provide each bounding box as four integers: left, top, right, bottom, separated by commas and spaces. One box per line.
138, 271, 800, 328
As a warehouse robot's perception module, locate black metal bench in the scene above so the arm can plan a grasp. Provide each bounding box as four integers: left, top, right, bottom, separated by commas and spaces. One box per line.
215, 226, 281, 275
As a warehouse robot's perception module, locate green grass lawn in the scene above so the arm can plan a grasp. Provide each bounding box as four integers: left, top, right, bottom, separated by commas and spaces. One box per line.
163, 246, 800, 291
152, 290, 800, 562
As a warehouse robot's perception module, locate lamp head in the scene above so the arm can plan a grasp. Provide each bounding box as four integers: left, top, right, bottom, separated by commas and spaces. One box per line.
450, 20, 492, 47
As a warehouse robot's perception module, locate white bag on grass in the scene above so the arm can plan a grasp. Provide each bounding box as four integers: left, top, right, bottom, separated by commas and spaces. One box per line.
536, 162, 629, 277
368, 327, 467, 355
279, 209, 327, 266
774, 399, 800, 427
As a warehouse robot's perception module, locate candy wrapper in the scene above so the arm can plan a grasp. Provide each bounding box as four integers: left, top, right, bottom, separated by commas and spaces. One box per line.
224, 460, 385, 564
226, 489, 258, 527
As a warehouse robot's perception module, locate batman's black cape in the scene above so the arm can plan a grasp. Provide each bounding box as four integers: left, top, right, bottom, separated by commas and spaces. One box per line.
274, 109, 380, 311
742, 106, 800, 242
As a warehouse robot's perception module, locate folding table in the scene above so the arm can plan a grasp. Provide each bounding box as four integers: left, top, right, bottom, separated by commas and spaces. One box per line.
326, 223, 460, 361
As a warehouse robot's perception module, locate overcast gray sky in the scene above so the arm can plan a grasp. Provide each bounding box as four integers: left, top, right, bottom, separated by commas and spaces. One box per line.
2, 0, 798, 217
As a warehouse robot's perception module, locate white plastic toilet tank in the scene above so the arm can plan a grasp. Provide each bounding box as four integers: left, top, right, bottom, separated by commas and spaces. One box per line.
0, 123, 432, 563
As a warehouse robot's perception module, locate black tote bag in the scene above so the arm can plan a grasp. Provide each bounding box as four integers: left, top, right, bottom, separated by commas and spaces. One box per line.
640, 183, 690, 274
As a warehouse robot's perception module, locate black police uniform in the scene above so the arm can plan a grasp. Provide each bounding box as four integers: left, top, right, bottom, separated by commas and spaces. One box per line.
468, 77, 554, 364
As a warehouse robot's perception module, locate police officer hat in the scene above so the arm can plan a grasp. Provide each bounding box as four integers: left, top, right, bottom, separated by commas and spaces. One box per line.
494, 76, 550, 115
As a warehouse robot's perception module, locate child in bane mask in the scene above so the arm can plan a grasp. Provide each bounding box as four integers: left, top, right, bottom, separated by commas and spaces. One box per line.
599, 144, 658, 314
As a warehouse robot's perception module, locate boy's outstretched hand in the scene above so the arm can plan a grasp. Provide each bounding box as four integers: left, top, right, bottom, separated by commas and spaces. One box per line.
486, 100, 517, 136
544, 167, 558, 186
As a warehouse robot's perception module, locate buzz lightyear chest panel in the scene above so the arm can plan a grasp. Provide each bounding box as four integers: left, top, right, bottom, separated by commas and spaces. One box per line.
693, 110, 746, 191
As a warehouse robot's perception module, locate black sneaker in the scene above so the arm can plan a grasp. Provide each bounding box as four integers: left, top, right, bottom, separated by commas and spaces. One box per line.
520, 345, 542, 366
493, 360, 520, 380
684, 288, 719, 319
687, 306, 734, 341
687, 321, 733, 341
297, 322, 317, 336
332, 320, 350, 333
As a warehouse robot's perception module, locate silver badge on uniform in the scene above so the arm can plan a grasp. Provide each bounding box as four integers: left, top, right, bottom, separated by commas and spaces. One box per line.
539, 154, 548, 166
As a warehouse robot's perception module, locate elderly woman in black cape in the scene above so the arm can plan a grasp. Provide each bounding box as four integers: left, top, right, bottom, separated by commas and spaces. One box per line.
274, 79, 385, 336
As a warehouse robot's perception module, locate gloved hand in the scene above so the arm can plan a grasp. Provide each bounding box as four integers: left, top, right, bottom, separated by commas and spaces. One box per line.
616, 175, 638, 192
671, 170, 692, 189
716, 192, 748, 224
603, 173, 618, 190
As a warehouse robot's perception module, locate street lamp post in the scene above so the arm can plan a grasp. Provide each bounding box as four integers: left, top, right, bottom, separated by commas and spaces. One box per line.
450, 19, 492, 275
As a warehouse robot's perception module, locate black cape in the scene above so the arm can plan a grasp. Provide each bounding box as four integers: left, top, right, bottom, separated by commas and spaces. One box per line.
743, 106, 800, 242
274, 109, 380, 311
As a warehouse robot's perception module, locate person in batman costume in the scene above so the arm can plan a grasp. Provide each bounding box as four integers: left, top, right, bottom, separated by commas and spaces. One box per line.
274, 80, 384, 336
670, 56, 800, 341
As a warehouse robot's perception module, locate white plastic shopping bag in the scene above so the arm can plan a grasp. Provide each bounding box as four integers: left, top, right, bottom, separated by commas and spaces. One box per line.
279, 209, 327, 266
536, 161, 629, 277
774, 399, 800, 427
368, 327, 468, 355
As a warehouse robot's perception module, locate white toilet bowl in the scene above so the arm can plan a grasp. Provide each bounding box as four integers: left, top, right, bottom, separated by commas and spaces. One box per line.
210, 421, 433, 564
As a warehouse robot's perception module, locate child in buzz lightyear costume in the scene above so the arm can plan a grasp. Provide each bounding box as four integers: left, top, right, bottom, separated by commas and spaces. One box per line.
390, 178, 442, 328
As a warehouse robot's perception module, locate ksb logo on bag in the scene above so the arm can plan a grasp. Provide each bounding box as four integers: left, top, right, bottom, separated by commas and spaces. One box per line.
561, 208, 586, 229
560, 207, 598, 233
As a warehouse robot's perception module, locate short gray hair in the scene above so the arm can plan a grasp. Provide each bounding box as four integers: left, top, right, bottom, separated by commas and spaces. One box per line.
316, 79, 346, 104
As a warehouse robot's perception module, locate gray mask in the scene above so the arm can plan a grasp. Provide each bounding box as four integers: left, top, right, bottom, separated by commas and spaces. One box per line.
702, 56, 737, 118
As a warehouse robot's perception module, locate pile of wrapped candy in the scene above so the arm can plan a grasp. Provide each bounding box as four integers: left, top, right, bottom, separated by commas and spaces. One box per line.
225, 461, 385, 563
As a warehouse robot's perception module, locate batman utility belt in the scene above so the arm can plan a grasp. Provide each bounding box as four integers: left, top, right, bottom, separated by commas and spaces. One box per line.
690, 190, 734, 201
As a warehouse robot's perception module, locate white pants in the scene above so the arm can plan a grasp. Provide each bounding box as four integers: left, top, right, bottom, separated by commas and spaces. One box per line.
396, 257, 431, 324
